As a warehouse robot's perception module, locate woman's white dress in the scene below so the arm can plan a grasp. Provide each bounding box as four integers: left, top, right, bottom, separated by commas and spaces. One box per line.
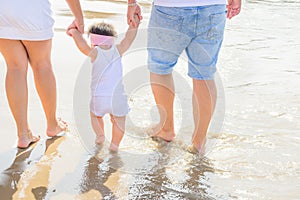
0, 0, 54, 40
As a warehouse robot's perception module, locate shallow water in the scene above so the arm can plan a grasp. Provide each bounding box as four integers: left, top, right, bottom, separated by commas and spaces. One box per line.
0, 0, 299, 199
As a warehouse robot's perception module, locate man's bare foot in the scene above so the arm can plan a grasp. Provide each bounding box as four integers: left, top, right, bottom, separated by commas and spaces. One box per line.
109, 143, 119, 153
46, 118, 68, 137
95, 135, 105, 145
146, 124, 175, 142
189, 137, 206, 155
187, 145, 205, 156
18, 130, 40, 149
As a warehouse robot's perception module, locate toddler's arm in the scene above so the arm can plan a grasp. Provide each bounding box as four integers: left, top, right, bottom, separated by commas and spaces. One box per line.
68, 28, 94, 57
117, 14, 140, 56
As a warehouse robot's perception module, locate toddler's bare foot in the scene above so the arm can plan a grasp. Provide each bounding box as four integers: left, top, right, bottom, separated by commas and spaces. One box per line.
46, 118, 68, 137
95, 135, 105, 145
18, 130, 40, 149
109, 143, 119, 153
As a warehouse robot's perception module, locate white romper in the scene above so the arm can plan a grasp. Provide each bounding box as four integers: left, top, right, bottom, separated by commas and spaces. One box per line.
90, 45, 130, 117
0, 0, 54, 40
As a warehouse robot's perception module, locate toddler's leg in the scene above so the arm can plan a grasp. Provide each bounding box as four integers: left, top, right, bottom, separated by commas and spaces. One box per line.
109, 114, 126, 152
90, 112, 105, 144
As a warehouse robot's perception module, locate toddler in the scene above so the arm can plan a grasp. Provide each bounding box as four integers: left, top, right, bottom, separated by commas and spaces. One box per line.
68, 17, 139, 152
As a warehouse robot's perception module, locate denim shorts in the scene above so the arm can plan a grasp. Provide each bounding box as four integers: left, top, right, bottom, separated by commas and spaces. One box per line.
148, 4, 226, 80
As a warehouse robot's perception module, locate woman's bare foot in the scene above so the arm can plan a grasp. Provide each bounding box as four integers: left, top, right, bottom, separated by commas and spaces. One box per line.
46, 118, 68, 137
18, 130, 40, 149
95, 135, 105, 145
146, 124, 175, 142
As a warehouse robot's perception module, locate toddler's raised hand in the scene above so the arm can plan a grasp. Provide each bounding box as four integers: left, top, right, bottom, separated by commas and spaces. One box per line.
134, 14, 140, 26
66, 27, 78, 37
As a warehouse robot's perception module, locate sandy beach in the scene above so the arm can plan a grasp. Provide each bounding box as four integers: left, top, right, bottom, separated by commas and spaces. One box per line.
0, 0, 300, 199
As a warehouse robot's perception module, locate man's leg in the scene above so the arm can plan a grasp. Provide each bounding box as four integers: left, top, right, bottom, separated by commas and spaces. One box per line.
186, 4, 226, 153
191, 79, 217, 151
147, 6, 190, 142
150, 72, 175, 142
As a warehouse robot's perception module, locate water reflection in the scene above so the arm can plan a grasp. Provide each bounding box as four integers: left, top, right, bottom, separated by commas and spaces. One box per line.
134, 147, 172, 198
0, 137, 61, 200
125, 143, 216, 199
29, 137, 63, 199
79, 150, 123, 199
182, 157, 216, 200
0, 148, 33, 200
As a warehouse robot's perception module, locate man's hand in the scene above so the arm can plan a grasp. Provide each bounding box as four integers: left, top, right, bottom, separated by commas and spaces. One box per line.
227, 0, 242, 19
127, 4, 142, 27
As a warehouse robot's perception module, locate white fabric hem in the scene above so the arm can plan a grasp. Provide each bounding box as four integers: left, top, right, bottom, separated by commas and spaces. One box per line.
0, 26, 54, 41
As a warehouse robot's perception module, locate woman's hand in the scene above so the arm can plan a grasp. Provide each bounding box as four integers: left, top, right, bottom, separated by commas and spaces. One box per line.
66, 19, 84, 36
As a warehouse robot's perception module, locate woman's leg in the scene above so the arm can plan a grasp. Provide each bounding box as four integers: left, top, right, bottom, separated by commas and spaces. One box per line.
90, 112, 105, 144
21, 40, 67, 137
0, 39, 39, 148
109, 115, 126, 152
